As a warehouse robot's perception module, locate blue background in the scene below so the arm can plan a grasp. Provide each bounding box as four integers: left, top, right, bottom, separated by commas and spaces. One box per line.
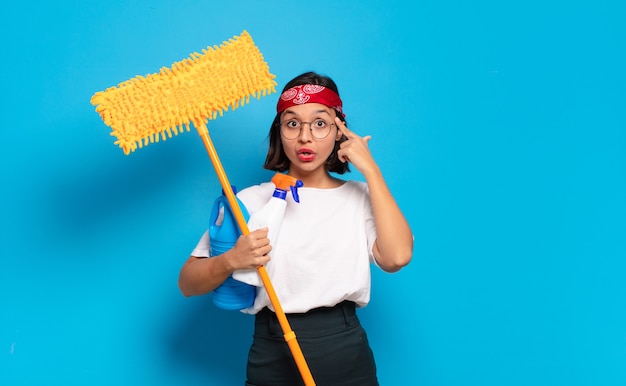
2, 1, 625, 385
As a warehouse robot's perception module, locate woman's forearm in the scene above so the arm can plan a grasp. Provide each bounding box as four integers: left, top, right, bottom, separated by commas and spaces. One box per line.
364, 167, 414, 272
178, 254, 233, 297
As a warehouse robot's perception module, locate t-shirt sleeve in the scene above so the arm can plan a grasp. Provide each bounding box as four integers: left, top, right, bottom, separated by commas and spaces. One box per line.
359, 183, 379, 266
190, 230, 210, 258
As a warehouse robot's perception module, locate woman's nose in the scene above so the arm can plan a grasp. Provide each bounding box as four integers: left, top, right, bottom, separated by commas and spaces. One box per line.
298, 123, 312, 142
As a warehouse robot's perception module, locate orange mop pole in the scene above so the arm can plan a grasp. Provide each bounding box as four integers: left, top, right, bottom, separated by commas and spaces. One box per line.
196, 122, 313, 384
91, 30, 315, 385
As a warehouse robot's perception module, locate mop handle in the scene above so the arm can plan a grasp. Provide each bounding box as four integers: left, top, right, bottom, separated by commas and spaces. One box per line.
195, 122, 316, 386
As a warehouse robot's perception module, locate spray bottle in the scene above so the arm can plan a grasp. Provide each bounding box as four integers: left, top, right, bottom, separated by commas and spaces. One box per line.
209, 186, 256, 310
232, 173, 303, 287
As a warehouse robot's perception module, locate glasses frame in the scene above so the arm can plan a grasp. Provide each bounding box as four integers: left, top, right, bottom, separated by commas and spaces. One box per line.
279, 119, 336, 140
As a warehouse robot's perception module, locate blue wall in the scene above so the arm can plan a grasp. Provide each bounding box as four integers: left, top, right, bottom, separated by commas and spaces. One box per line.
2, 1, 625, 385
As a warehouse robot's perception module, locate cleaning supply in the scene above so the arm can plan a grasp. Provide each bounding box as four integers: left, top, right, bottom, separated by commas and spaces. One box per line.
233, 174, 304, 287
209, 187, 256, 310
90, 30, 277, 155
90, 30, 315, 385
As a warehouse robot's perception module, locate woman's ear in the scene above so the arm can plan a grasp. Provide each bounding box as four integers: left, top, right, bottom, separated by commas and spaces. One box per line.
335, 119, 345, 141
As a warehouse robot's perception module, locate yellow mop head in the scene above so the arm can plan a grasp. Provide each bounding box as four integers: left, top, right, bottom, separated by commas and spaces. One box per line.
90, 30, 277, 154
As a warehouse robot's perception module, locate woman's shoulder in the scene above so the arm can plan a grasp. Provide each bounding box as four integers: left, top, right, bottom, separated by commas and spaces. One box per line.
236, 181, 275, 212
342, 179, 369, 194
238, 181, 274, 195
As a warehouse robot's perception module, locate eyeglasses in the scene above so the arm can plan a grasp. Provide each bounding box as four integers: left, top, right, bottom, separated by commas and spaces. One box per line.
279, 119, 335, 140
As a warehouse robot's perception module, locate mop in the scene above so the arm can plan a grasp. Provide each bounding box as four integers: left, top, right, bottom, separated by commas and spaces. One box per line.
90, 30, 315, 385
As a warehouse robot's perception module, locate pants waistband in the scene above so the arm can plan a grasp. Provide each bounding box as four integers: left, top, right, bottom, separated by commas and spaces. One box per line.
254, 301, 358, 339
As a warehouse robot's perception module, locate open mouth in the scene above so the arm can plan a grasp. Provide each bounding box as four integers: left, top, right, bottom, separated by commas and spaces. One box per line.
297, 149, 315, 161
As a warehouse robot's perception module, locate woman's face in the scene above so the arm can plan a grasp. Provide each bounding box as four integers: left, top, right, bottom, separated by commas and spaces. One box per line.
279, 102, 342, 178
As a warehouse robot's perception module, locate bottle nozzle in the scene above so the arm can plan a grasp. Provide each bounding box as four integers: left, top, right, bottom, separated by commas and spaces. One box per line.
271, 173, 304, 203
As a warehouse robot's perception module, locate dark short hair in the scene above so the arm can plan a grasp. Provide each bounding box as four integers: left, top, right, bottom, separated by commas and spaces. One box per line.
263, 72, 349, 174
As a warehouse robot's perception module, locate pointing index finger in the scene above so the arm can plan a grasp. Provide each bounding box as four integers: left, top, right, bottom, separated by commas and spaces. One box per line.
335, 117, 353, 138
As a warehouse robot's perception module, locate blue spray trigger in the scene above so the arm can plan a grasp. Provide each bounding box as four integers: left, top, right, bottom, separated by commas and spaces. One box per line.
290, 180, 304, 203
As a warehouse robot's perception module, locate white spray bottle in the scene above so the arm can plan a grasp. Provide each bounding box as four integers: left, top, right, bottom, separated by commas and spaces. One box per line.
232, 173, 303, 286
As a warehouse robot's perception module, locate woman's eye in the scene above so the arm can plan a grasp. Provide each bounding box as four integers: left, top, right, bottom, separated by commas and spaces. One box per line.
314, 119, 327, 127
287, 120, 299, 128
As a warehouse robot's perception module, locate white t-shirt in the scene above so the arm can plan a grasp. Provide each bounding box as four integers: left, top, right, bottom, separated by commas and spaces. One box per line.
191, 180, 378, 314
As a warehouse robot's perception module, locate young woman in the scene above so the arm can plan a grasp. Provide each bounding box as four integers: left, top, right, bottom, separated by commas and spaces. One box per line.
178, 72, 413, 385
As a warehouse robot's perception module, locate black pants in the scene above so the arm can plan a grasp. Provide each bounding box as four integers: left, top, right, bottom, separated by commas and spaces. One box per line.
245, 301, 379, 386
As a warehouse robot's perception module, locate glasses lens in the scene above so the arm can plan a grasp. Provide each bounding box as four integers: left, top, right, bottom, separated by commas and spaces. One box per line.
311, 119, 331, 139
280, 120, 300, 139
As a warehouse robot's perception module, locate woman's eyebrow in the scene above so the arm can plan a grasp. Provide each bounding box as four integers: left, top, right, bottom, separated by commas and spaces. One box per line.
282, 109, 331, 117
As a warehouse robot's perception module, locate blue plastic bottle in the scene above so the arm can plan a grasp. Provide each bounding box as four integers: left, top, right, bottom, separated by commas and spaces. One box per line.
209, 187, 256, 310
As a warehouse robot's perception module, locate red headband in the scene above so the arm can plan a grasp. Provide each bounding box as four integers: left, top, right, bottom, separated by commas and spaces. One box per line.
276, 84, 345, 117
